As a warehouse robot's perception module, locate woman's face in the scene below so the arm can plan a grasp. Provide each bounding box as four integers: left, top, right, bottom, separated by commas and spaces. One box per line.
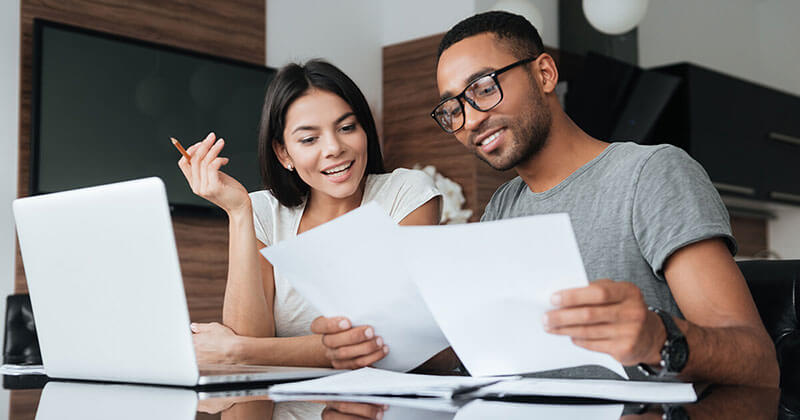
276, 89, 369, 202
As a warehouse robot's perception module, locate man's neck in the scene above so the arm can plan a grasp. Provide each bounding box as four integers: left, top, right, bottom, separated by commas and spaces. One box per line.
515, 113, 608, 193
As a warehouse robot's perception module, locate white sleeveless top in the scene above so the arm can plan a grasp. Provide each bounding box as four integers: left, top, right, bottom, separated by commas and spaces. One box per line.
249, 168, 441, 337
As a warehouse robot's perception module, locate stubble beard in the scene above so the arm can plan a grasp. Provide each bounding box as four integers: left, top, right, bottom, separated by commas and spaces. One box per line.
476, 84, 552, 172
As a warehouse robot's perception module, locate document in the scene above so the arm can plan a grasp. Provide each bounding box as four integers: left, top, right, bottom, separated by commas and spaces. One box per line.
269, 367, 694, 404
270, 393, 460, 417
399, 214, 628, 378
468, 377, 696, 403
268, 367, 510, 398
260, 203, 450, 372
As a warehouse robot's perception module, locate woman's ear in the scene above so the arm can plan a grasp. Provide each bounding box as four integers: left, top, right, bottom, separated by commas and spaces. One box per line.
272, 140, 293, 170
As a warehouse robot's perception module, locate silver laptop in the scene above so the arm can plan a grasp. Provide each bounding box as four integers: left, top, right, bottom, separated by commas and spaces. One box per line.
13, 177, 341, 387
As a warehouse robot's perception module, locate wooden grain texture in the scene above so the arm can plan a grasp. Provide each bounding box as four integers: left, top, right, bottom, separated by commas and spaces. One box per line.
383, 34, 516, 222
730, 216, 768, 258
14, 0, 265, 324
8, 389, 41, 420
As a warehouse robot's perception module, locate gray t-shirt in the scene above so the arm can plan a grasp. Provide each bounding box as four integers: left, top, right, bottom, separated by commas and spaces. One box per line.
482, 142, 736, 378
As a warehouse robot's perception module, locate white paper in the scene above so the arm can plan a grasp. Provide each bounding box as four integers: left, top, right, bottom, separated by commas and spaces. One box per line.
268, 367, 511, 398
399, 214, 628, 378
260, 203, 449, 372
269, 393, 460, 417
470, 377, 697, 403
454, 400, 624, 420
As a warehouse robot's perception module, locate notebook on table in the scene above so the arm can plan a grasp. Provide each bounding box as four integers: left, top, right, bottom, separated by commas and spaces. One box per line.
13, 177, 340, 387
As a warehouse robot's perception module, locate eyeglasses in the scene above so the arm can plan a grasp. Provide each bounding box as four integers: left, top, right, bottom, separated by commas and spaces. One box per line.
431, 55, 540, 133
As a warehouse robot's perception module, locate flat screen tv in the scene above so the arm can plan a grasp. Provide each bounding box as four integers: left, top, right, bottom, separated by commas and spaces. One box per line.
31, 20, 275, 211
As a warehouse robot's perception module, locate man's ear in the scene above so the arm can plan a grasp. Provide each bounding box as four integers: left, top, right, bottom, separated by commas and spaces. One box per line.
534, 53, 559, 94
272, 140, 292, 169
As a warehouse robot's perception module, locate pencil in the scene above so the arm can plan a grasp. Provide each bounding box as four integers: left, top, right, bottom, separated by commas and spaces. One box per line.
170, 137, 191, 163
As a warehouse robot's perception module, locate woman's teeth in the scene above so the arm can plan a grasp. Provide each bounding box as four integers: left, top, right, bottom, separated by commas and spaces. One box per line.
323, 162, 352, 176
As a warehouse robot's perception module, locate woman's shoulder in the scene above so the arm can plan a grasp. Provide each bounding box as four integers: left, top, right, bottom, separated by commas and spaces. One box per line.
366, 168, 437, 194
365, 168, 441, 223
249, 189, 304, 218
249, 189, 281, 213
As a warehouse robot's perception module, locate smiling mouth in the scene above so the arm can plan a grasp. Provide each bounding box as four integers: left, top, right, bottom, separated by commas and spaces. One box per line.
477, 129, 504, 148
322, 161, 353, 177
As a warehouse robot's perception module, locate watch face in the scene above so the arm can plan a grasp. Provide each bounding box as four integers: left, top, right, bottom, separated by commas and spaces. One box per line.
665, 337, 689, 372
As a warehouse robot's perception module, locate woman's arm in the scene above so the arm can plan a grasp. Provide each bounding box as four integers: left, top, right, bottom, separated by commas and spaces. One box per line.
177, 133, 276, 338
222, 211, 274, 337
192, 322, 331, 367
398, 196, 441, 227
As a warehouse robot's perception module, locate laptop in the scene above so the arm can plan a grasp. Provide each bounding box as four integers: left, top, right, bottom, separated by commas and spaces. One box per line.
13, 177, 341, 387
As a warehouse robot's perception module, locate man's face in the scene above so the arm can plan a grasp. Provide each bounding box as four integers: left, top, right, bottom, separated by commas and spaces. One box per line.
436, 33, 551, 171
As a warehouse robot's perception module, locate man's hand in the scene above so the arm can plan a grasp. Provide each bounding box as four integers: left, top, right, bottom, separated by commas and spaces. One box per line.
311, 316, 389, 369
543, 279, 666, 366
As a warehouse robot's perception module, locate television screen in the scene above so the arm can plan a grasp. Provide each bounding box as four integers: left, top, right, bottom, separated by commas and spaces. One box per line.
32, 20, 275, 210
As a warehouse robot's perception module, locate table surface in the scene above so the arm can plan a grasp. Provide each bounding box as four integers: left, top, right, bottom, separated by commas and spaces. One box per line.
1, 375, 791, 420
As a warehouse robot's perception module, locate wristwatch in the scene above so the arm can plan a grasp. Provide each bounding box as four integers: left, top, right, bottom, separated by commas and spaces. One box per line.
638, 307, 689, 378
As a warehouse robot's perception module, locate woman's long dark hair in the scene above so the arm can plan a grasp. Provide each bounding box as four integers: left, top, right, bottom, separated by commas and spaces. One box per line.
258, 60, 385, 207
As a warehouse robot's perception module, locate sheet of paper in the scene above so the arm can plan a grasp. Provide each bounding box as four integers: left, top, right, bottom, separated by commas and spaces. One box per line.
268, 367, 511, 398
260, 203, 449, 372
399, 213, 628, 378
454, 400, 624, 420
470, 377, 697, 403
269, 393, 460, 418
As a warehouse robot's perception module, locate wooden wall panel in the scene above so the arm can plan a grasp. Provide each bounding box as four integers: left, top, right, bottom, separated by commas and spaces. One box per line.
730, 215, 768, 258
383, 34, 516, 222
15, 0, 265, 324
8, 389, 41, 420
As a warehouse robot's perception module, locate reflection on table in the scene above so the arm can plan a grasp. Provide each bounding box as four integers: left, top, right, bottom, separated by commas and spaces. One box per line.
6, 378, 783, 420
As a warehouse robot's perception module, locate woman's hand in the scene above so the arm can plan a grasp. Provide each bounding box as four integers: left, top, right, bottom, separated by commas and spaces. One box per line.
191, 322, 241, 365
322, 401, 387, 420
311, 316, 388, 369
177, 132, 250, 215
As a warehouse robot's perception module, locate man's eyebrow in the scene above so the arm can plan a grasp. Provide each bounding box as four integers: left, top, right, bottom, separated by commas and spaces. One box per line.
291, 112, 355, 134
439, 67, 495, 102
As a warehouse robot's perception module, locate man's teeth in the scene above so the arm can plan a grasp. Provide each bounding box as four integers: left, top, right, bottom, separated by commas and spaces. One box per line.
480, 130, 501, 147
323, 162, 352, 175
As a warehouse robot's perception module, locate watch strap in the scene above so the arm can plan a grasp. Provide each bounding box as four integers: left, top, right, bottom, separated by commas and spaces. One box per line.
638, 307, 688, 378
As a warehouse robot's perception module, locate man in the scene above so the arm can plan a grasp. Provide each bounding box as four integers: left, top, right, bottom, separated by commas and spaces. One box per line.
312, 11, 778, 386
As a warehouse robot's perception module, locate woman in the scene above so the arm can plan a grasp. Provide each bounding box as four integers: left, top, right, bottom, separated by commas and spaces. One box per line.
177, 60, 442, 368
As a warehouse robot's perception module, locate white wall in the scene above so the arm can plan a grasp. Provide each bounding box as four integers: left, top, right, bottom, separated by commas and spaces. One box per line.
638, 0, 800, 258
639, 0, 800, 96
383, 0, 558, 47
0, 0, 20, 413
266, 0, 383, 125
474, 0, 559, 48
769, 205, 800, 259
382, 1, 476, 47
267, 0, 559, 135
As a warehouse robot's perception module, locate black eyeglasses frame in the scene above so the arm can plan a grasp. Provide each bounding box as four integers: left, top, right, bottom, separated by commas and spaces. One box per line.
430, 55, 541, 133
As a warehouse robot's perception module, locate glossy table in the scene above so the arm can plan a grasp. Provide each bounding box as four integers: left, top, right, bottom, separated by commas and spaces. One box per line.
2, 375, 792, 420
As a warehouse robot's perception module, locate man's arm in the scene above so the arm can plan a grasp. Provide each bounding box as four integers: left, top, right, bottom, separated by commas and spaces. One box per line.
545, 238, 779, 386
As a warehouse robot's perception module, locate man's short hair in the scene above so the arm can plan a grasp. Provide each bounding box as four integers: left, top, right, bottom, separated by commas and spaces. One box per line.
437, 11, 545, 62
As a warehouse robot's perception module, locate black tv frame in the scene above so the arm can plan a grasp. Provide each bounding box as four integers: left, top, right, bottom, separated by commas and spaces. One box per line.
30, 19, 273, 215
